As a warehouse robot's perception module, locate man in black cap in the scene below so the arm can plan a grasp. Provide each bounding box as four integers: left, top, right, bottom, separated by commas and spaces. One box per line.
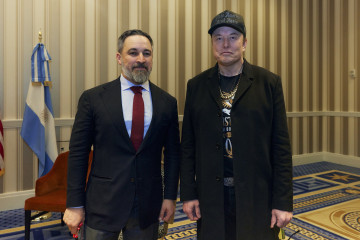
180, 10, 293, 239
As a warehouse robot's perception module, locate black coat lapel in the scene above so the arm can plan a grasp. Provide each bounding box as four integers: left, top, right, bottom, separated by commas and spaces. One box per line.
207, 66, 223, 110
99, 79, 133, 150
232, 61, 253, 106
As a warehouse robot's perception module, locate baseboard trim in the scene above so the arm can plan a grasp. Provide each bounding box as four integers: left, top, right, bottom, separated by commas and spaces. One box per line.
293, 152, 360, 168
0, 190, 34, 211
292, 152, 325, 166
321, 152, 360, 168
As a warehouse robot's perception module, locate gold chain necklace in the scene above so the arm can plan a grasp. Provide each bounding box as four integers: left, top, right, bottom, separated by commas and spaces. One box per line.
219, 81, 240, 100
218, 66, 243, 100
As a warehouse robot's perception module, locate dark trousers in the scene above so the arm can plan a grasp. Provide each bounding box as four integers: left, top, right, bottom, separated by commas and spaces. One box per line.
224, 185, 236, 240
84, 197, 159, 240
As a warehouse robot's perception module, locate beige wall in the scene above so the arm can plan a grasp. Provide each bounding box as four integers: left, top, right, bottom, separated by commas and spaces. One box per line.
0, 0, 359, 196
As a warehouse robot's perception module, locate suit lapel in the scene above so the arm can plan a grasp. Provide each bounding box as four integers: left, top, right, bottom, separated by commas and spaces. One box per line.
137, 81, 161, 152
99, 79, 133, 150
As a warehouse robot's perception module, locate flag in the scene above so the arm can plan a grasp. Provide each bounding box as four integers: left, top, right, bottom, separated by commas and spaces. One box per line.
21, 43, 58, 177
0, 117, 4, 176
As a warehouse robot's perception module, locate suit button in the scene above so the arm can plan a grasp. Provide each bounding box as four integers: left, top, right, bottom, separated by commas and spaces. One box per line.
216, 144, 220, 150
130, 178, 135, 182
217, 112, 221, 117
215, 176, 221, 181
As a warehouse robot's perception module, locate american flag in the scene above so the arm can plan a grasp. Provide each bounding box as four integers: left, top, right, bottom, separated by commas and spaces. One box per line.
0, 117, 4, 176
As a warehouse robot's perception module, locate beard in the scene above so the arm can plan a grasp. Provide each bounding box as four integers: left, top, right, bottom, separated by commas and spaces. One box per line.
122, 64, 152, 84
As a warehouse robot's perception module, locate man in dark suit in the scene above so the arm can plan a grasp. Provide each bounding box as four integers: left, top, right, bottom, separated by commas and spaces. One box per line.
180, 10, 293, 240
63, 29, 180, 240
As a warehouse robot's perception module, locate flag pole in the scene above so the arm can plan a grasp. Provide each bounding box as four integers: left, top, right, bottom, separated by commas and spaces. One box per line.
28, 29, 53, 222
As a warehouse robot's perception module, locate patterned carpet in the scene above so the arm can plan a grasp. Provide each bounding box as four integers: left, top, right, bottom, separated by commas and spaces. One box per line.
0, 161, 360, 240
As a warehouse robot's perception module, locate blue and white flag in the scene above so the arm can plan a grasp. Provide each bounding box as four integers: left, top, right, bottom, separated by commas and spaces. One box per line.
21, 43, 58, 177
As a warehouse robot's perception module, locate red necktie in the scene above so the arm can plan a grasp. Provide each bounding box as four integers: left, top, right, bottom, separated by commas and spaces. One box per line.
130, 86, 144, 151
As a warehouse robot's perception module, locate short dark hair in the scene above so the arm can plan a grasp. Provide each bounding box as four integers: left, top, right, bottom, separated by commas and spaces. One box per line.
117, 29, 153, 53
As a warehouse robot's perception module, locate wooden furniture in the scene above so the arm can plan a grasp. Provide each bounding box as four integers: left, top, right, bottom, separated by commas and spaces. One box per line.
24, 151, 93, 240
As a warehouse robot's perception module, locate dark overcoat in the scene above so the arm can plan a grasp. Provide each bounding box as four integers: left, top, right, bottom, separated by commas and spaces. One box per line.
180, 60, 293, 240
67, 78, 180, 232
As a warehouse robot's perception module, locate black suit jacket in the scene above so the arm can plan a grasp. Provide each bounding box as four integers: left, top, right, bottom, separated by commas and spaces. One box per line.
67, 78, 180, 231
180, 60, 293, 240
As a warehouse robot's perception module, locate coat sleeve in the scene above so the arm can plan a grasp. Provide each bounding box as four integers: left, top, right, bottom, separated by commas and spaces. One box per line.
66, 91, 94, 207
180, 80, 198, 201
271, 76, 293, 212
163, 97, 181, 200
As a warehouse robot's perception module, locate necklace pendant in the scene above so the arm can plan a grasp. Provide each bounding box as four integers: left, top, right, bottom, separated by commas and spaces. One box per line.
218, 67, 242, 100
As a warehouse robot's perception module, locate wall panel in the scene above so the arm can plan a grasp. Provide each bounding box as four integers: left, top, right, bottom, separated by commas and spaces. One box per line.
0, 0, 359, 198
0, 5, 3, 203
148, 0, 158, 85
3, 0, 19, 193
84, 0, 97, 90
59, 0, 72, 147
108, 0, 118, 82
177, 0, 185, 114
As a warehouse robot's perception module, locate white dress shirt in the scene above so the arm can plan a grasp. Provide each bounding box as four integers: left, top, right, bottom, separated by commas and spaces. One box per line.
120, 74, 153, 138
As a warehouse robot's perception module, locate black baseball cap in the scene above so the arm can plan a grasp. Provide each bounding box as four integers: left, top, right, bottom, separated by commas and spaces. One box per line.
208, 10, 246, 37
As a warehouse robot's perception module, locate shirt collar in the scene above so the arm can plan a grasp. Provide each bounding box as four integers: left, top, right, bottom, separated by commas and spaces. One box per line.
120, 74, 150, 92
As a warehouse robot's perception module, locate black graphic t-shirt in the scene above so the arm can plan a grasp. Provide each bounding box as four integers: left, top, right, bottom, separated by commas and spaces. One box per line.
219, 74, 240, 178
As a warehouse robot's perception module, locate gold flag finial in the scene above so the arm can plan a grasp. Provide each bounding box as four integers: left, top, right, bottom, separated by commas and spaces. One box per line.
38, 30, 42, 43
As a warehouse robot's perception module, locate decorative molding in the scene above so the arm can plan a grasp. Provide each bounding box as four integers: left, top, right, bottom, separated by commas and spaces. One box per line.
293, 152, 325, 166
2, 118, 76, 128
287, 111, 360, 118
322, 152, 360, 169
0, 189, 34, 211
